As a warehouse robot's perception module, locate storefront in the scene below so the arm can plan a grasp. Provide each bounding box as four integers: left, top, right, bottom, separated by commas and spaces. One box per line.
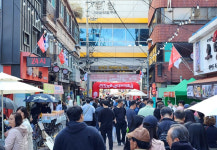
188, 16, 217, 100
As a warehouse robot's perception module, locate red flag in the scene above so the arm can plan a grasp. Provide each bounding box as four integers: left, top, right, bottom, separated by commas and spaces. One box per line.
168, 46, 182, 71
59, 49, 65, 64
37, 34, 46, 53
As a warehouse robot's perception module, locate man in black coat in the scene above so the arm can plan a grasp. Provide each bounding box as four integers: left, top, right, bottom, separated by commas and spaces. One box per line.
157, 107, 175, 150
167, 124, 195, 150
53, 106, 105, 150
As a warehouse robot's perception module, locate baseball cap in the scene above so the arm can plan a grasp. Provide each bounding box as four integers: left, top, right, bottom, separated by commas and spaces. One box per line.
143, 115, 158, 128
127, 127, 150, 142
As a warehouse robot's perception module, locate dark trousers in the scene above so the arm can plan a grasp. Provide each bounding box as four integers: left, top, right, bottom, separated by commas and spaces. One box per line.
115, 122, 127, 143
100, 128, 113, 150
84, 121, 93, 126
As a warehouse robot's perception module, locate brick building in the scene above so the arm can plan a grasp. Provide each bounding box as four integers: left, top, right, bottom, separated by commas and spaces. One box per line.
147, 0, 217, 93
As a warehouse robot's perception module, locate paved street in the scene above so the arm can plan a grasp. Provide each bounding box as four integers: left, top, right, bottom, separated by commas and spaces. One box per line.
39, 141, 124, 150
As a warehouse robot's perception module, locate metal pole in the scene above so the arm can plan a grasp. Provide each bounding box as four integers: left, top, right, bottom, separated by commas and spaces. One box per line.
147, 52, 149, 98
86, 0, 90, 97
1, 91, 4, 141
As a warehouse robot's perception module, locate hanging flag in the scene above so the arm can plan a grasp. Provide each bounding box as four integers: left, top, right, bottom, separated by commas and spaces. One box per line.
59, 49, 65, 64
168, 46, 182, 71
37, 33, 49, 53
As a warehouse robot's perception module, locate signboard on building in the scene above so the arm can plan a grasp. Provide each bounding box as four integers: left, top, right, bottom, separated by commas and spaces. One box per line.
27, 57, 51, 67
43, 83, 64, 94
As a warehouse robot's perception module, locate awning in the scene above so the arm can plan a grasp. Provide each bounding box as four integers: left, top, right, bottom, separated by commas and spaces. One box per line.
188, 77, 217, 85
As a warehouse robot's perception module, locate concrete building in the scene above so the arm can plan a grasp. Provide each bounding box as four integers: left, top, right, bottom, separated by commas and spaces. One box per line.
147, 0, 217, 96
71, 0, 150, 97
0, 0, 80, 103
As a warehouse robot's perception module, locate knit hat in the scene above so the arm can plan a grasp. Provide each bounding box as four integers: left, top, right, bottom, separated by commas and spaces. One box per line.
127, 127, 150, 142
143, 115, 158, 128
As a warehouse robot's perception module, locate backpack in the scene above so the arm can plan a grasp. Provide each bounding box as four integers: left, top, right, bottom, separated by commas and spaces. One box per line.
159, 131, 170, 150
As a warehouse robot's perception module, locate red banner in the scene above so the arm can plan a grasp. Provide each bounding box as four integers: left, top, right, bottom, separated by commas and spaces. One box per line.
164, 92, 175, 97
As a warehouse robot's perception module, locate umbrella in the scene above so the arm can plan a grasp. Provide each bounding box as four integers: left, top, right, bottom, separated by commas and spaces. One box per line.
0, 97, 17, 110
187, 95, 217, 116
125, 89, 147, 96
0, 72, 21, 81
25, 94, 59, 103
0, 73, 43, 140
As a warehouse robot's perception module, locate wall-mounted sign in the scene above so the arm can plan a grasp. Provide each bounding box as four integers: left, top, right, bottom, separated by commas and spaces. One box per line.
27, 57, 51, 67
62, 69, 69, 74
53, 66, 60, 73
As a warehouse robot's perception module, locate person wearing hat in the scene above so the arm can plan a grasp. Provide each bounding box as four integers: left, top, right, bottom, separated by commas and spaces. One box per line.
127, 127, 151, 150
143, 115, 165, 150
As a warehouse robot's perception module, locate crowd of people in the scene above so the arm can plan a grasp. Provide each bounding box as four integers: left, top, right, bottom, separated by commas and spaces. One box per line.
53, 96, 217, 150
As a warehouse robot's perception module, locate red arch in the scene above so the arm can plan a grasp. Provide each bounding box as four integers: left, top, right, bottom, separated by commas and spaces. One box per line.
92, 82, 140, 98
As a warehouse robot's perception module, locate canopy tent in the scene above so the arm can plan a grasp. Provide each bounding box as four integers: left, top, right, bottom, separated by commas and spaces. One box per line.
163, 78, 196, 104
125, 89, 147, 97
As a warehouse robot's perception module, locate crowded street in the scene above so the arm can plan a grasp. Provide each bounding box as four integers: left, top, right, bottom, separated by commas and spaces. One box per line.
1, 0, 217, 150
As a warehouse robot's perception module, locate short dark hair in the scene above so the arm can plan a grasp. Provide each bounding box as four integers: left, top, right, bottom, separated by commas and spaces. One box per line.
11, 113, 23, 127
167, 100, 171, 103
174, 110, 185, 120
67, 106, 83, 121
118, 99, 123, 104
178, 100, 185, 106
86, 99, 90, 103
130, 100, 136, 106
170, 124, 189, 141
16, 106, 29, 119
160, 107, 172, 117
147, 100, 153, 104
102, 100, 109, 106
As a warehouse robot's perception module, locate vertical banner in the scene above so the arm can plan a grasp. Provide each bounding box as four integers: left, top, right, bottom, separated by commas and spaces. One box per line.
195, 42, 201, 72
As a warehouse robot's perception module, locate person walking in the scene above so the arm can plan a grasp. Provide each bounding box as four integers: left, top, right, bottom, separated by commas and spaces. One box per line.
98, 100, 115, 150
138, 100, 154, 117
5, 113, 28, 150
16, 106, 33, 150
113, 99, 127, 146
126, 100, 136, 128
53, 106, 105, 150
167, 124, 195, 150
157, 107, 175, 150
82, 99, 95, 126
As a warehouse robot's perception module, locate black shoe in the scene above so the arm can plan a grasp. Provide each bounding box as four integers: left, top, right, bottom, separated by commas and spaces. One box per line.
118, 143, 121, 146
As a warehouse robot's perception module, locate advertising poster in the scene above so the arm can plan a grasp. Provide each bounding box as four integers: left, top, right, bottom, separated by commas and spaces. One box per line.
187, 86, 194, 97
202, 85, 212, 98
213, 84, 217, 95
194, 85, 201, 98
195, 42, 201, 72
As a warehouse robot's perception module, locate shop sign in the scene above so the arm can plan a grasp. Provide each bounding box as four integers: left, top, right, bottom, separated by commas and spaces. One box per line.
27, 57, 51, 67
43, 83, 64, 94
164, 92, 175, 97
53, 66, 60, 73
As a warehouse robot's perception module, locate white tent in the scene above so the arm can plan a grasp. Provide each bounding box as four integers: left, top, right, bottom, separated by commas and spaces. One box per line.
125, 89, 147, 97
0, 72, 43, 140
187, 95, 217, 116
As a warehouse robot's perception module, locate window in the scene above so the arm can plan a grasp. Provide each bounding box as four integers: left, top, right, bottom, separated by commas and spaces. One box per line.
51, 0, 55, 8
32, 30, 39, 51
60, 2, 64, 18
66, 13, 69, 28
24, 32, 30, 46
49, 39, 54, 54
80, 27, 149, 47
0, 0, 2, 9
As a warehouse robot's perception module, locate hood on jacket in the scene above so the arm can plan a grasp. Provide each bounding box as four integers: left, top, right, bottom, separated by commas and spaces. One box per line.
15, 125, 28, 137
171, 141, 194, 150
65, 121, 87, 134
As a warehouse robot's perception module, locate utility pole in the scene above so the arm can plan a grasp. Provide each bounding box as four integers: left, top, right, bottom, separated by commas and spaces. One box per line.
147, 38, 152, 98
86, 0, 90, 97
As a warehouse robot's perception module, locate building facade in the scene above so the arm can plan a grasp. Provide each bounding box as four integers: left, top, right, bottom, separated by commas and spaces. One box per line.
0, 0, 80, 102
147, 0, 217, 96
